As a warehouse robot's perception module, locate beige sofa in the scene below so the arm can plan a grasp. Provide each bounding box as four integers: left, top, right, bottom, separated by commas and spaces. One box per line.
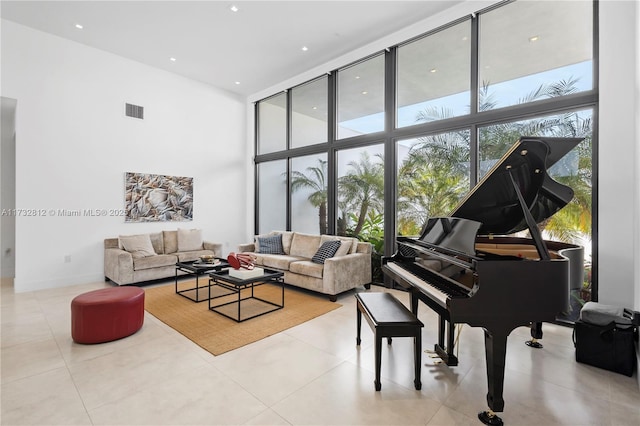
104, 229, 222, 285
238, 231, 372, 301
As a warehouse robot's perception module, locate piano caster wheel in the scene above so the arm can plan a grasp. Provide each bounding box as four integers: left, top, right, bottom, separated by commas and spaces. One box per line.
374, 381, 381, 391
478, 410, 503, 426
525, 338, 543, 349
414, 380, 422, 390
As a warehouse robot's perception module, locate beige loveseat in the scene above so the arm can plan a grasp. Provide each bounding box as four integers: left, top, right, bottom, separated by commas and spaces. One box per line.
104, 229, 222, 285
238, 231, 372, 301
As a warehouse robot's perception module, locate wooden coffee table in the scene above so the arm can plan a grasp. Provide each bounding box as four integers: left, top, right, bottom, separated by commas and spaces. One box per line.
208, 268, 284, 322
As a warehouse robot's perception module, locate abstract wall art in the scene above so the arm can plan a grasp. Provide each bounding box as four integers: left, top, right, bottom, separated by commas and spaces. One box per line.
125, 172, 193, 222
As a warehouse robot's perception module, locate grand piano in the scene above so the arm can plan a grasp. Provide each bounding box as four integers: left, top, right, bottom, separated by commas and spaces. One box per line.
382, 136, 584, 426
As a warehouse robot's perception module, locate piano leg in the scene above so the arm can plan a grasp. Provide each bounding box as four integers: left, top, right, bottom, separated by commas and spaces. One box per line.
478, 329, 507, 426
525, 322, 544, 348
410, 291, 419, 315
438, 316, 446, 352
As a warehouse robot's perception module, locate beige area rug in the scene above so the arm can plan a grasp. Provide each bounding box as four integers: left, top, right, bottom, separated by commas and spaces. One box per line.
144, 280, 342, 355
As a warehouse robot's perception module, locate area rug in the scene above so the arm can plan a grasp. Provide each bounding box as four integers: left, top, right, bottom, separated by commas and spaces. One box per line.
144, 281, 342, 355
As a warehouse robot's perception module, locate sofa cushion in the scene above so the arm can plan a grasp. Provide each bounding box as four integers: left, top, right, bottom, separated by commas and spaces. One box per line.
178, 228, 203, 252
149, 232, 164, 254
273, 231, 294, 254
163, 230, 178, 254
290, 232, 321, 258
133, 254, 177, 271
253, 253, 306, 270
311, 240, 341, 264
119, 234, 156, 258
256, 234, 285, 254
289, 260, 324, 279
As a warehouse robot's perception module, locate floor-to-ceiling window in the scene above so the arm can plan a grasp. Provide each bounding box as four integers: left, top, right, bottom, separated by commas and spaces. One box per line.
291, 77, 328, 149
396, 20, 471, 127
291, 154, 329, 234
337, 54, 385, 139
254, 0, 596, 321
396, 130, 471, 237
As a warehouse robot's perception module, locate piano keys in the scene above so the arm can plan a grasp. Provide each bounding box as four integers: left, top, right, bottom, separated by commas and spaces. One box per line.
382, 136, 584, 426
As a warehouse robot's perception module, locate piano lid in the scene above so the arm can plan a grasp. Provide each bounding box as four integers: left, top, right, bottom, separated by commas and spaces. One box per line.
450, 136, 583, 235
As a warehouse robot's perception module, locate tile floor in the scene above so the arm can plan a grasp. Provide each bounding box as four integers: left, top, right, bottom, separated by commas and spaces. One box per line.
1, 277, 639, 425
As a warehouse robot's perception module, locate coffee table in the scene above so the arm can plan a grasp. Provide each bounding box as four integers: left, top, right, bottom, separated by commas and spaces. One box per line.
175, 259, 229, 302
208, 268, 285, 322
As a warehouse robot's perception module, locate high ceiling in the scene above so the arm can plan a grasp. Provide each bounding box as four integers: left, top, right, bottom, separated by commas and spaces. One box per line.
1, 1, 464, 97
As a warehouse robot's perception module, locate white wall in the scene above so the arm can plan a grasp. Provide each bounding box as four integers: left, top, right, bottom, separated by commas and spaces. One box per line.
598, 0, 639, 308
1, 21, 248, 292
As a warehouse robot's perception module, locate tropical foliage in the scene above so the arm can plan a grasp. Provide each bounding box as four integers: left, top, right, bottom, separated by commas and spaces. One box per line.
290, 158, 328, 234
338, 151, 384, 237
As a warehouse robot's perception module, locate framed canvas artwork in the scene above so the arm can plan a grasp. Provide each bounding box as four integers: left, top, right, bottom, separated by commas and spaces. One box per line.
125, 172, 193, 222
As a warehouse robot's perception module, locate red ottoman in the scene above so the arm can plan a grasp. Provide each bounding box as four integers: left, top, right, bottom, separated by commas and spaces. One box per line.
71, 286, 145, 344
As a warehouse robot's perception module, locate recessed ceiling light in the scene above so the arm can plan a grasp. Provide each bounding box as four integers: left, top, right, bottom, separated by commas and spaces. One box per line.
355, 76, 361, 79
301, 46, 308, 52
529, 35, 539, 42
312, 106, 317, 110
429, 68, 437, 73
230, 5, 239, 12
169, 57, 177, 62
361, 91, 368, 95
75, 24, 83, 29
235, 81, 241, 85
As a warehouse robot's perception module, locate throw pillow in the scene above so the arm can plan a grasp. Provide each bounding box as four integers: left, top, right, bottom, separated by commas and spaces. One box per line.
320, 235, 352, 257
177, 228, 203, 252
311, 240, 342, 264
119, 234, 156, 258
257, 234, 285, 254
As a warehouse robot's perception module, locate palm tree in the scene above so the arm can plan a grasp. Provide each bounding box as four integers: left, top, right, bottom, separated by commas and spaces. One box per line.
400, 77, 592, 247
290, 159, 328, 234
338, 151, 384, 236
397, 132, 470, 235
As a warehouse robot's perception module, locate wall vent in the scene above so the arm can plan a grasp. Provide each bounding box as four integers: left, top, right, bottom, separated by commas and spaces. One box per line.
125, 103, 144, 119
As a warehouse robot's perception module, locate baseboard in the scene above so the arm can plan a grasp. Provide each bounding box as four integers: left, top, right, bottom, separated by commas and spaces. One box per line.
13, 273, 106, 293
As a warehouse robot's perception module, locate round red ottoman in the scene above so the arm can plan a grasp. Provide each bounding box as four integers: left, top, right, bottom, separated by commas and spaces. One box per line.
71, 286, 145, 344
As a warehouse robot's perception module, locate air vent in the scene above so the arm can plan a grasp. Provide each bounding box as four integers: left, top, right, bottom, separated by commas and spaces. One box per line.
125, 103, 144, 119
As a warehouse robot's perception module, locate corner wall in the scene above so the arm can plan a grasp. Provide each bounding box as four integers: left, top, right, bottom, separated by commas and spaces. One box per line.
1, 21, 248, 292
598, 1, 639, 309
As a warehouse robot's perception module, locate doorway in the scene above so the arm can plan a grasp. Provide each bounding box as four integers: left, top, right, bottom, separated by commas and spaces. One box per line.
1, 97, 17, 280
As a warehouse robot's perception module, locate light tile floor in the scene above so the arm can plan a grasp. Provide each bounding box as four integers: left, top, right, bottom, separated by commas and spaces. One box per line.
1, 277, 639, 425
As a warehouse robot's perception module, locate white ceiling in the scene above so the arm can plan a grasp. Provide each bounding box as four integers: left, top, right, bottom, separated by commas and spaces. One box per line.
1, 0, 464, 98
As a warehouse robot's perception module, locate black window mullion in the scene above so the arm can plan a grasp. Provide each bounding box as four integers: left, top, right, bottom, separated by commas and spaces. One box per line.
285, 90, 292, 231
253, 103, 259, 234
383, 47, 397, 261
327, 73, 337, 235
469, 13, 479, 187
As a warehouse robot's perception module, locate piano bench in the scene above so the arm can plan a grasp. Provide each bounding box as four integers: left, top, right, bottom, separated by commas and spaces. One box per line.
355, 292, 424, 391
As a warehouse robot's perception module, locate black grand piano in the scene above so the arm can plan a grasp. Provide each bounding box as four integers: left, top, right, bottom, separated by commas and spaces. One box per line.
382, 136, 584, 426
